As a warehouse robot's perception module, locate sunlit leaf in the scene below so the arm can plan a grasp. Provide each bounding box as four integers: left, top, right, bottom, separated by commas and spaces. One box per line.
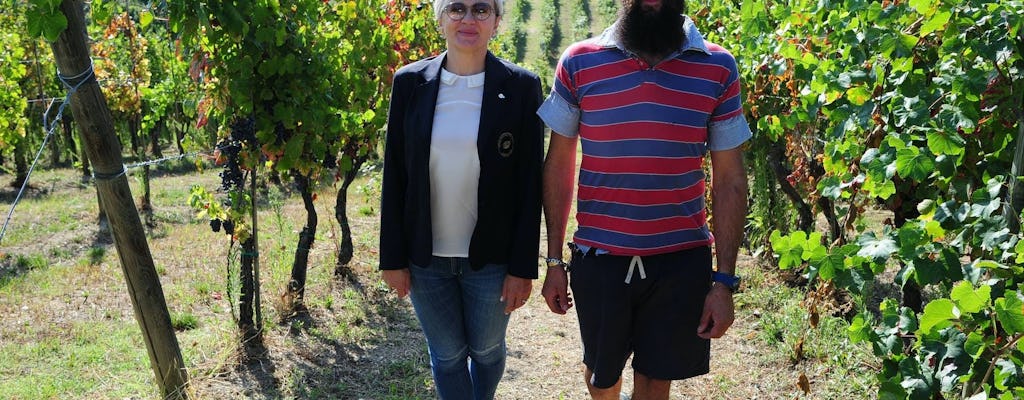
140, 10, 154, 29
920, 10, 950, 36
919, 298, 957, 334
895, 147, 934, 180
950, 281, 990, 314
994, 293, 1024, 335
926, 130, 965, 156
847, 85, 872, 106
857, 234, 897, 261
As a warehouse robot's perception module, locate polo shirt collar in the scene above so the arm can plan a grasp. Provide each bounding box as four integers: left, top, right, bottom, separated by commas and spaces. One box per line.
594, 15, 712, 56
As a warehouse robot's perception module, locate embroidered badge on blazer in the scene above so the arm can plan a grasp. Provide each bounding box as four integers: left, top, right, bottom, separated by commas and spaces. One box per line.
498, 132, 514, 158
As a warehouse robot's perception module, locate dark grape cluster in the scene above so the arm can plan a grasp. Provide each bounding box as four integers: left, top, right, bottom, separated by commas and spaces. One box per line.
273, 122, 287, 146
231, 117, 257, 143
208, 219, 236, 235
217, 117, 258, 192
322, 152, 337, 169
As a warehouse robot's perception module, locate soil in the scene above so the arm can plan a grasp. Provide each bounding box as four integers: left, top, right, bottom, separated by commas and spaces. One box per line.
181, 254, 805, 400
0, 170, 819, 399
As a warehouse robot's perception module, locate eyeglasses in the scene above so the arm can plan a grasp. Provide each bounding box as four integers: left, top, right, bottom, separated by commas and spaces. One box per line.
444, 2, 495, 21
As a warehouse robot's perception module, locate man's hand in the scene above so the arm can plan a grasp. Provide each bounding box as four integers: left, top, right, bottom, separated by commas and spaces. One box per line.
541, 267, 573, 314
502, 275, 533, 315
382, 269, 411, 298
542, 133, 577, 315
697, 284, 734, 339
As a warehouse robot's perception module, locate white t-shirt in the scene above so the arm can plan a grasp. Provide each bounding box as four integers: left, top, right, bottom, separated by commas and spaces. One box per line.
429, 68, 484, 257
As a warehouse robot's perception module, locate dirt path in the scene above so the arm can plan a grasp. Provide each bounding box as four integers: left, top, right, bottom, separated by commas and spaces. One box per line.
181, 251, 798, 399
196, 254, 802, 399
1, 169, 818, 399
497, 253, 795, 399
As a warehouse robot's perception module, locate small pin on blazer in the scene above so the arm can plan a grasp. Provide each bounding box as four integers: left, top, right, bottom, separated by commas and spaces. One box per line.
498, 93, 506, 99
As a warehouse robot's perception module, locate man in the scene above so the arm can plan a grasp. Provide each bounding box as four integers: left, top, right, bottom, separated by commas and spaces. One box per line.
536, 0, 750, 398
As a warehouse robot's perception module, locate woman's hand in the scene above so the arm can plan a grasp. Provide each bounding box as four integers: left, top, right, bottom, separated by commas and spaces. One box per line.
382, 269, 411, 298
501, 275, 533, 314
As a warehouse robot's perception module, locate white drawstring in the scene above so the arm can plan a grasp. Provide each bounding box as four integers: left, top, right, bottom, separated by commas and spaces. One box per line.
624, 255, 647, 284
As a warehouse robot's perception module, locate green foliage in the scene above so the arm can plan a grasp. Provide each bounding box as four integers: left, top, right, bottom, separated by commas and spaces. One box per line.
493, 0, 527, 62
595, 0, 618, 28
569, 0, 591, 42
171, 0, 441, 233
698, 0, 1024, 396
0, 3, 30, 159
536, 0, 559, 63
25, 0, 67, 42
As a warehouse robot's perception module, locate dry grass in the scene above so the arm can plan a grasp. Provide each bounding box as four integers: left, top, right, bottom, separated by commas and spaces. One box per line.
0, 162, 873, 399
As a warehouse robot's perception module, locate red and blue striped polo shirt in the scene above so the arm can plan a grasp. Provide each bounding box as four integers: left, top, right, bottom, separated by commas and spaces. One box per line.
537, 16, 752, 256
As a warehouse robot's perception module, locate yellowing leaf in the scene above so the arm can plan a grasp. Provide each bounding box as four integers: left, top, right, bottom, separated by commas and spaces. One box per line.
920, 10, 950, 37
847, 86, 872, 106
909, 0, 937, 16
140, 10, 154, 29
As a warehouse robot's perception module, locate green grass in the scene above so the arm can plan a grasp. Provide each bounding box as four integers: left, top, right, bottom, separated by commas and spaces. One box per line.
3, 190, 92, 243
0, 322, 156, 399
737, 265, 875, 397
171, 312, 200, 331
15, 254, 47, 270
85, 246, 106, 265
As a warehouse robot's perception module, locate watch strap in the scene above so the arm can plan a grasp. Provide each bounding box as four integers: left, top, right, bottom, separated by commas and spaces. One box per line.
711, 271, 740, 292
545, 257, 567, 270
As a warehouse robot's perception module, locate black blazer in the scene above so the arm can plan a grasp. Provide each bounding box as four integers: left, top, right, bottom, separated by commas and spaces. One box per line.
379, 51, 543, 279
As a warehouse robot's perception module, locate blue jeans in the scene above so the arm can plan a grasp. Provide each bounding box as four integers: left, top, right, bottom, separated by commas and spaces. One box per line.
408, 256, 510, 400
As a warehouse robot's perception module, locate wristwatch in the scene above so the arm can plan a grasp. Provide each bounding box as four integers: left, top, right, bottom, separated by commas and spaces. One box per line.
545, 257, 568, 270
712, 271, 741, 293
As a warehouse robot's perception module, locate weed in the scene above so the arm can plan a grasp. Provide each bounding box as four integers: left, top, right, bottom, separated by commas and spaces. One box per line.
195, 281, 212, 297
49, 248, 73, 259
86, 246, 106, 265
171, 312, 199, 331
15, 254, 46, 270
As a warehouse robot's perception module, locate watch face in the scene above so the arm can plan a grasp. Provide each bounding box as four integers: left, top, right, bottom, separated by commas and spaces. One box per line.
546, 258, 566, 268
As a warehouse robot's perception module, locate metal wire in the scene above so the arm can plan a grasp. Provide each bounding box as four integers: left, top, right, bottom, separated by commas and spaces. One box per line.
0, 62, 96, 244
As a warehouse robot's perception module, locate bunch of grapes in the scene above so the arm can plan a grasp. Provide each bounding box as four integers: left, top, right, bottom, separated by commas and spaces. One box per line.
216, 117, 258, 192
209, 218, 236, 235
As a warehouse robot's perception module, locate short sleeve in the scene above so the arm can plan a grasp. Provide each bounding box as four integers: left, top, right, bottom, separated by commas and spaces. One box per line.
707, 114, 751, 151
536, 47, 582, 137
707, 50, 751, 151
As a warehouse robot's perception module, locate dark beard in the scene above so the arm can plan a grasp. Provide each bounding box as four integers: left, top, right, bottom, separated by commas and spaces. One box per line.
616, 0, 686, 58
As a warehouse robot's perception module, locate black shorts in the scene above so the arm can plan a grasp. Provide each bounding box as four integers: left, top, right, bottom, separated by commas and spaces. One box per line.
569, 244, 713, 388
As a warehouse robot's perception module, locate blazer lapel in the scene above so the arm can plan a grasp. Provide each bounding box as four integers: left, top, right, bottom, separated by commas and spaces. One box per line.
478, 52, 512, 160
410, 53, 445, 152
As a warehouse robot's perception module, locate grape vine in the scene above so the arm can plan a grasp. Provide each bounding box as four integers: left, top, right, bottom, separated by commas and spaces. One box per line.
701, 0, 1024, 397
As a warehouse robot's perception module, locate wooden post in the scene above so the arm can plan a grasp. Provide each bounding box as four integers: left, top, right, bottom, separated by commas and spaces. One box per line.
47, 1, 189, 398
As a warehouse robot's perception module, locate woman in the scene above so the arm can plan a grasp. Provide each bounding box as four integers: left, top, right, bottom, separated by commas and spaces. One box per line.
378, 0, 543, 398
